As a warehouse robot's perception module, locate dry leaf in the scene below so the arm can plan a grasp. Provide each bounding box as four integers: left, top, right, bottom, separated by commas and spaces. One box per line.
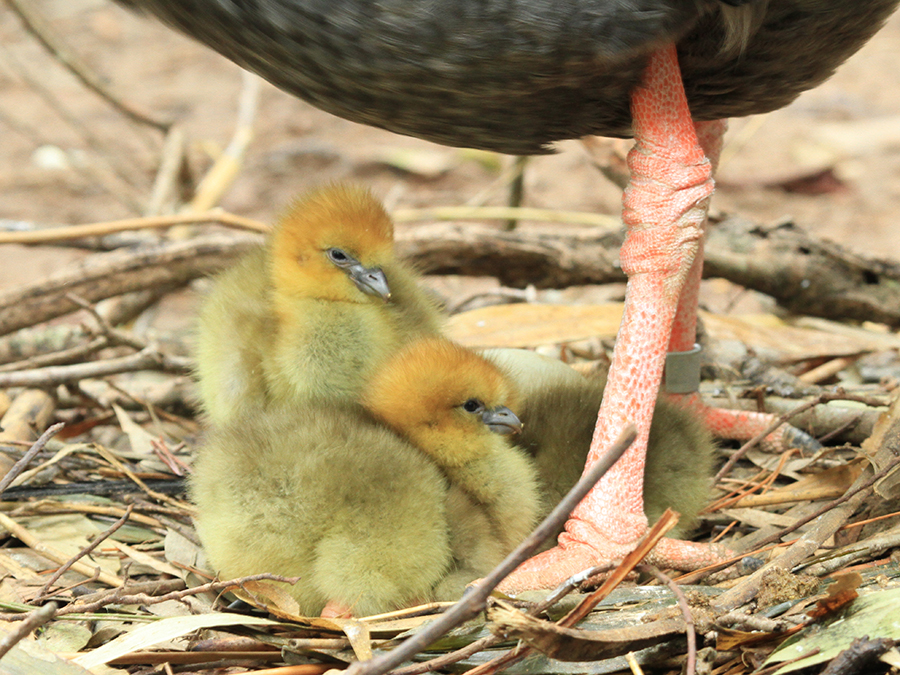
765, 587, 900, 675
112, 404, 157, 457
735, 461, 865, 508
72, 612, 279, 669
448, 303, 623, 348
716, 626, 796, 651
232, 579, 303, 620
808, 572, 862, 619
448, 303, 899, 363
0, 632, 95, 675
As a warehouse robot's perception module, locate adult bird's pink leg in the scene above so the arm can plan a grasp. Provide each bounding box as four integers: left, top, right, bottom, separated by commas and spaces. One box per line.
667, 120, 821, 453
499, 45, 725, 593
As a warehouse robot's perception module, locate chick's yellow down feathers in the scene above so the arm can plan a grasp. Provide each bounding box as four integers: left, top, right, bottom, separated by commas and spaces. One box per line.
192, 404, 454, 617
364, 338, 542, 597
194, 338, 544, 615
483, 349, 716, 537
194, 184, 441, 424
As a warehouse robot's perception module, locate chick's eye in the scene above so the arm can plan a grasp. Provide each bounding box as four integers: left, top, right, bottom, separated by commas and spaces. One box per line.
462, 399, 483, 413
326, 248, 350, 265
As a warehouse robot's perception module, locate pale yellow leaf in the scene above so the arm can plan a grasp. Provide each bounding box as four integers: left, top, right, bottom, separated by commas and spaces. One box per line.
109, 541, 180, 578
72, 613, 279, 670
703, 313, 898, 361
448, 303, 623, 348
112, 404, 156, 456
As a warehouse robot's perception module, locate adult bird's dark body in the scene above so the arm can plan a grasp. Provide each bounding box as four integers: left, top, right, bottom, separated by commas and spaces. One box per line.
116, 0, 895, 154
119, 0, 899, 590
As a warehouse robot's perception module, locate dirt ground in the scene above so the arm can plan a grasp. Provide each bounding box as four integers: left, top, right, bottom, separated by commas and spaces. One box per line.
0, 2, 897, 342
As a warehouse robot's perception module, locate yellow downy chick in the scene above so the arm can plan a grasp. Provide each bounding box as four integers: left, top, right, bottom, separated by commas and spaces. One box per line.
194, 184, 442, 424
363, 337, 542, 599
191, 403, 453, 617
482, 349, 716, 537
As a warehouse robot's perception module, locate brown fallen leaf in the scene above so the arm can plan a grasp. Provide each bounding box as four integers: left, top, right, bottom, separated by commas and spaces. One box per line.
716, 624, 804, 651
808, 572, 862, 619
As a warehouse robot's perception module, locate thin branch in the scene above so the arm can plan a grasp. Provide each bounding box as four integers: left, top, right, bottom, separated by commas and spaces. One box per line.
714, 392, 886, 483
66, 293, 147, 351
189, 70, 260, 212
62, 578, 185, 609
392, 562, 618, 675
0, 602, 57, 659
0, 212, 268, 245
637, 564, 696, 675
60, 573, 299, 616
0, 422, 64, 495
34, 505, 135, 601
39, 568, 102, 601
344, 424, 637, 675
4, 0, 170, 133
0, 347, 191, 388
0, 336, 109, 373
147, 124, 189, 216
0, 38, 146, 209
750, 455, 900, 550
0, 512, 123, 587
94, 445, 188, 509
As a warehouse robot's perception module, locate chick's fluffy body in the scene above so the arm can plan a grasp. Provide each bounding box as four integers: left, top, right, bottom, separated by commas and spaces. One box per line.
194, 185, 441, 424
483, 349, 716, 537
364, 338, 541, 599
191, 404, 453, 617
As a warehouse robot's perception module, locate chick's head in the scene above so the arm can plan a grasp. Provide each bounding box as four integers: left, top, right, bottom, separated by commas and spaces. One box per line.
270, 184, 395, 305
364, 337, 522, 467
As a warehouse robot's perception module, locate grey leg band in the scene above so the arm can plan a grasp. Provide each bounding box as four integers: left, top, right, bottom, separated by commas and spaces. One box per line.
664, 343, 702, 394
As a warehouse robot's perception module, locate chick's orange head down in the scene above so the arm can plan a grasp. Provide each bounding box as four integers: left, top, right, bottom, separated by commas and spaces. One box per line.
364, 338, 521, 466
270, 184, 395, 303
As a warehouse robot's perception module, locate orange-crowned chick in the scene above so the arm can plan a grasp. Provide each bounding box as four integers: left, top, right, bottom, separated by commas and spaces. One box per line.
483, 349, 716, 538
191, 403, 454, 617
194, 184, 442, 424
363, 337, 542, 599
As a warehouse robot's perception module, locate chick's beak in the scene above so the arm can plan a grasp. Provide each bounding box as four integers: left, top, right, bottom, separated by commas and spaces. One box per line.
482, 406, 522, 435
348, 264, 391, 301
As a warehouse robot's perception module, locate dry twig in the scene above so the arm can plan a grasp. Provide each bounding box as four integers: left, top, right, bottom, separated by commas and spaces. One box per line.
0, 212, 268, 245
0, 512, 123, 587
4, 0, 169, 133
34, 505, 135, 601
0, 602, 57, 659
0, 234, 261, 336
637, 564, 696, 675
61, 572, 299, 616
0, 422, 64, 494
0, 347, 190, 388
714, 392, 888, 483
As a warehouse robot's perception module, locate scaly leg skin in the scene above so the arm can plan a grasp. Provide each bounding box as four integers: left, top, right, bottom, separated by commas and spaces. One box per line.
667, 121, 821, 455
499, 45, 726, 593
